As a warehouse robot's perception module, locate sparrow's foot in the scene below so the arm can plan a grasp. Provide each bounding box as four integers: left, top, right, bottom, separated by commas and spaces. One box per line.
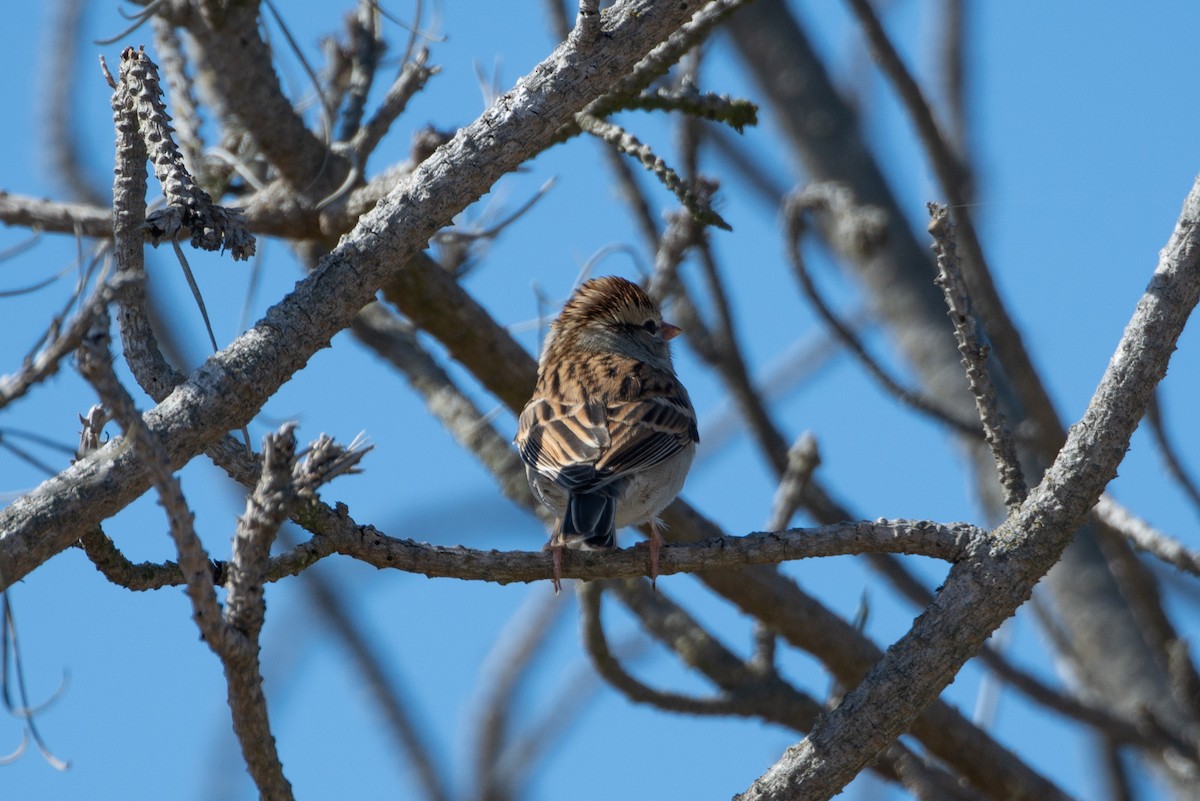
551, 542, 564, 594
648, 520, 664, 590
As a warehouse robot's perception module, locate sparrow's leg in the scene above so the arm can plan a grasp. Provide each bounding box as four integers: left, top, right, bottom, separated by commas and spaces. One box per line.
551, 545, 564, 594
547, 524, 564, 594
648, 519, 664, 589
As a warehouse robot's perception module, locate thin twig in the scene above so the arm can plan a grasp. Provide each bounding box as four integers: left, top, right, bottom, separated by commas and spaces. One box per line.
0, 594, 70, 770
766, 434, 820, 532
692, 179, 803, 463
336, 2, 384, 143
651, 203, 794, 474
927, 203, 1026, 510
599, 142, 661, 252
577, 114, 730, 230
0, 272, 135, 410
261, 0, 336, 149
1093, 495, 1200, 577
614, 87, 758, 132
352, 48, 438, 160
591, 0, 753, 116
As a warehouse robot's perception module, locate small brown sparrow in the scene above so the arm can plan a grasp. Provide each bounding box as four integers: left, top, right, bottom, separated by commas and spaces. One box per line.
515, 276, 698, 590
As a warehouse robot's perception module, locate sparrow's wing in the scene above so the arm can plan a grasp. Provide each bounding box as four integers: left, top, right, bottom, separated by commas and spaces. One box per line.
516, 398, 611, 491
594, 391, 698, 481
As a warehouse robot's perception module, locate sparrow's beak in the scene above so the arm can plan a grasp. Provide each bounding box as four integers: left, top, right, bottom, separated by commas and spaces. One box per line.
661, 322, 683, 341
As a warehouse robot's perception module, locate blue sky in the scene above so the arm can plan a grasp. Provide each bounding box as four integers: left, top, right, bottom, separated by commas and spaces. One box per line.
2, 2, 1199, 800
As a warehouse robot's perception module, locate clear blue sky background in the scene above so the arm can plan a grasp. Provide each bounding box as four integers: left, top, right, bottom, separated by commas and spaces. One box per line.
2, 2, 1199, 800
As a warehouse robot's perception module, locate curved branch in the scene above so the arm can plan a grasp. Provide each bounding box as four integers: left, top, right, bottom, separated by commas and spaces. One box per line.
581, 582, 752, 716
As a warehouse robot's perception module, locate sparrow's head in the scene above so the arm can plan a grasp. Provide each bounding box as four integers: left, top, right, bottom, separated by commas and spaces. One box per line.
549, 276, 681, 367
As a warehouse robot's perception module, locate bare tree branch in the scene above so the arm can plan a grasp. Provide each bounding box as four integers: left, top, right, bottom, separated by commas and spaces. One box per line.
0, 0, 741, 587
605, 579, 984, 800
77, 315, 296, 799
928, 203, 1027, 510
75, 517, 983, 590
738, 173, 1200, 801
581, 581, 797, 718
350, 48, 438, 161
1094, 495, 1200, 577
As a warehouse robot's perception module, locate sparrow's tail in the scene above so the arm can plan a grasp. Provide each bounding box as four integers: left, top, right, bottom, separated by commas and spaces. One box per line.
561, 491, 617, 549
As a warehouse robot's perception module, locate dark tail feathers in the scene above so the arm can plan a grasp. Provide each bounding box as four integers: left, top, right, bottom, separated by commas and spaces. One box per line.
561, 491, 616, 549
